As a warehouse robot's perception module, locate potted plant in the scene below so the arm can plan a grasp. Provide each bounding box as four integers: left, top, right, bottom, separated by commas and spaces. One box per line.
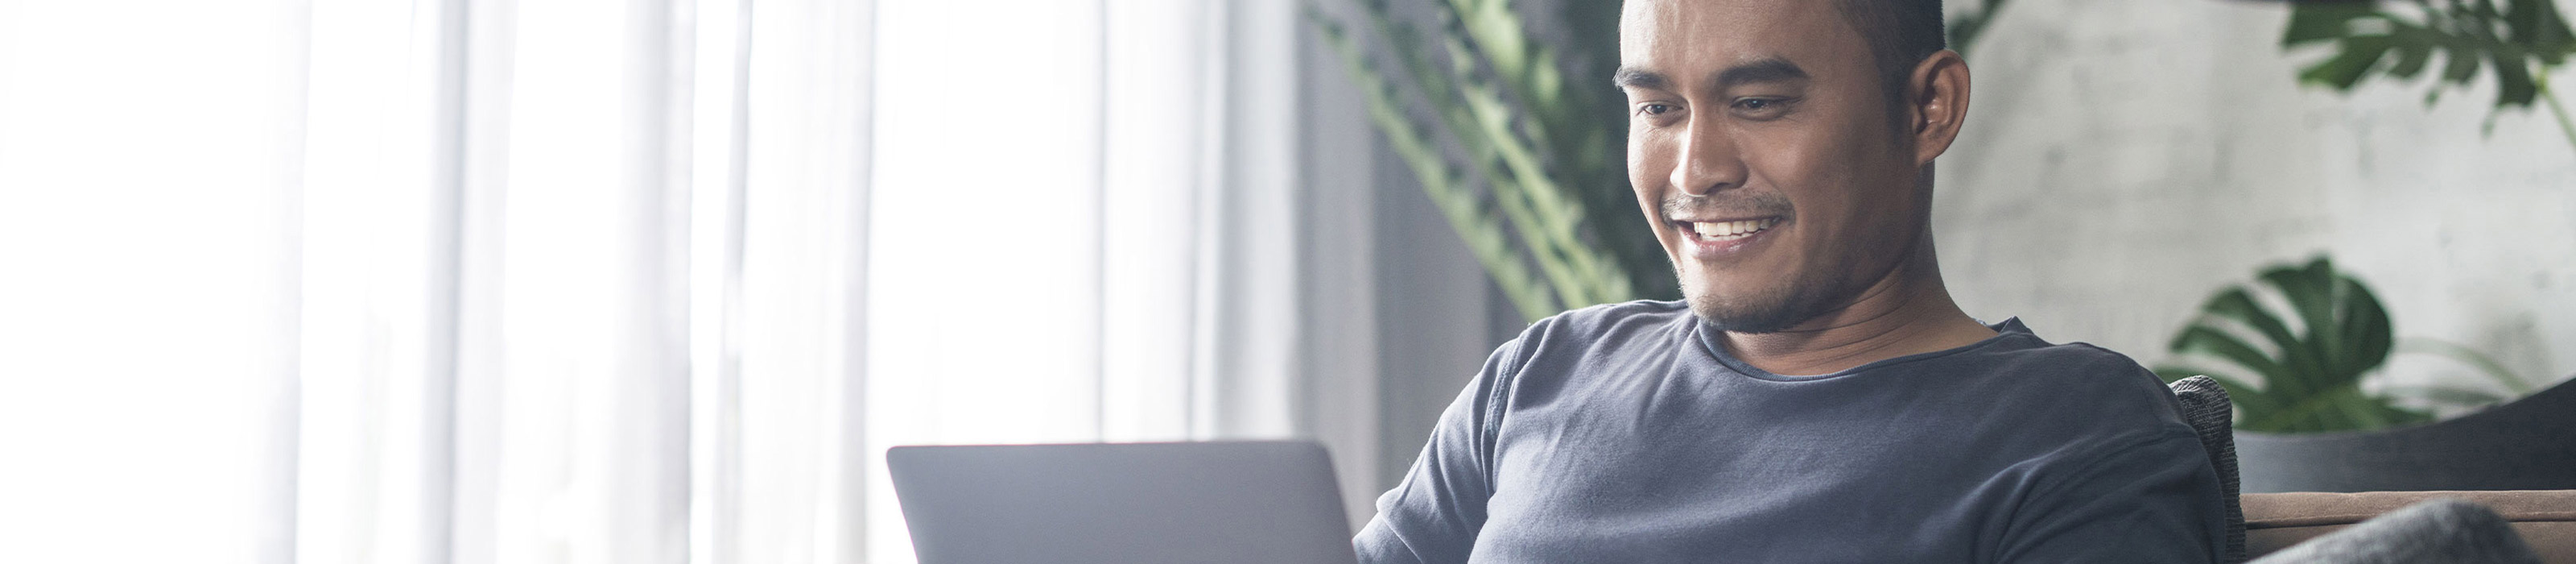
2153, 256, 2562, 491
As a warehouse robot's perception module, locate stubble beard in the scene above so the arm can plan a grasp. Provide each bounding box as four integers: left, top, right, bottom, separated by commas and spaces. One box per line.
1682, 264, 1841, 334
1682, 221, 1926, 335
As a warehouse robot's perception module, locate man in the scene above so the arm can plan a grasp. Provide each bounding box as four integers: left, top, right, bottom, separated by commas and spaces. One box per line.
1352, 1, 2228, 562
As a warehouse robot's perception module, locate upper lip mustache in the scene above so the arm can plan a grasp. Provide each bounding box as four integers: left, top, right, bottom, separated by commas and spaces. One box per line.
1669, 215, 1778, 225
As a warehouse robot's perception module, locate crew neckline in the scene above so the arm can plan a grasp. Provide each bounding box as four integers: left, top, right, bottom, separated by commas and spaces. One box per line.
1695, 317, 2036, 382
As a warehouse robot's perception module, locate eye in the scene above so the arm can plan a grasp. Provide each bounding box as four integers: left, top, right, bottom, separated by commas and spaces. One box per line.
1634, 102, 1677, 117
1730, 97, 1796, 119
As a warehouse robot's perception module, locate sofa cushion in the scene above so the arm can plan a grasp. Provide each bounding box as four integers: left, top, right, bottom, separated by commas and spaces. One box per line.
2243, 491, 2576, 562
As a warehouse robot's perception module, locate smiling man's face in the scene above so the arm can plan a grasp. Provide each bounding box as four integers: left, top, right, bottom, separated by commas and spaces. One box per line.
1619, 0, 1943, 333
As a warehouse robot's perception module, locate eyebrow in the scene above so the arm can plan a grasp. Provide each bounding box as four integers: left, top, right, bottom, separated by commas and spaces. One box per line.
1612, 66, 1669, 89
1612, 57, 1810, 91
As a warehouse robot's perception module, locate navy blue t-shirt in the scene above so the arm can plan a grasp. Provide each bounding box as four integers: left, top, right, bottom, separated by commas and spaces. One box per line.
1355, 301, 2226, 563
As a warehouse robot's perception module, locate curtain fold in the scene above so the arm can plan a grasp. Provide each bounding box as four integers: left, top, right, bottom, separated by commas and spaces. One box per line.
2, 1, 1344, 562
733, 0, 876, 562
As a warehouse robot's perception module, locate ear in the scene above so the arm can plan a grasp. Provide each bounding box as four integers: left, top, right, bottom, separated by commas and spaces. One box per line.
1906, 49, 1971, 165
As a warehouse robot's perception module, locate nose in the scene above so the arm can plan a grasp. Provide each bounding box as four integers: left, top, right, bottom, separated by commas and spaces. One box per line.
1669, 115, 1744, 197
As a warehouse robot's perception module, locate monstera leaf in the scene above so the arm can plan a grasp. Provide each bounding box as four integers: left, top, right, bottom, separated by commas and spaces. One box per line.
2154, 257, 2426, 433
2283, 0, 2576, 144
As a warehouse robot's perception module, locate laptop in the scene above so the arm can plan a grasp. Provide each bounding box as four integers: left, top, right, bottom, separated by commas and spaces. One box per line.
886, 440, 1360, 564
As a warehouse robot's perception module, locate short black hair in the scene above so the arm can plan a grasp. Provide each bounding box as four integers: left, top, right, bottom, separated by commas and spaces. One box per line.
1833, 0, 1946, 132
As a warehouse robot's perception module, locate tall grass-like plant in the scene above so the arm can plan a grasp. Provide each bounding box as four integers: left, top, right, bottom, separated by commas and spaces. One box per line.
1311, 0, 1663, 321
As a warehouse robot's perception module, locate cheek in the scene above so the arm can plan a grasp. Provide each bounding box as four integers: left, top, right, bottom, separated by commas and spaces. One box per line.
1628, 131, 1684, 250
1628, 132, 1673, 202
1781, 129, 1914, 257
1627, 131, 1666, 186
1745, 122, 1830, 182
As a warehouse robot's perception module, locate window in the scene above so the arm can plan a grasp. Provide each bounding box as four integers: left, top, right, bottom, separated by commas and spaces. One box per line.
0, 1, 1336, 562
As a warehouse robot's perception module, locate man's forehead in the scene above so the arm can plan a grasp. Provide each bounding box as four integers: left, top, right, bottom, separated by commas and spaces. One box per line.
1617, 0, 1857, 70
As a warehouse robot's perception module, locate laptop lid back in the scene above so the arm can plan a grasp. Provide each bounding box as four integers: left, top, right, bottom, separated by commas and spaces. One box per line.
886, 441, 1358, 564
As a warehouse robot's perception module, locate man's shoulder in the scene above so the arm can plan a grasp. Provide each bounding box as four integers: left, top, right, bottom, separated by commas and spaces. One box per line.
1976, 328, 2170, 396
1954, 324, 2194, 435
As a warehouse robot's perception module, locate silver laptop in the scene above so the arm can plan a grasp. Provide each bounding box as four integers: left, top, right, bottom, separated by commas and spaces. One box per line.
886, 440, 1360, 564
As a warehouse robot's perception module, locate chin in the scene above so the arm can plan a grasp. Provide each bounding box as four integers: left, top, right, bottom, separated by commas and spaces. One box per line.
1681, 269, 1819, 334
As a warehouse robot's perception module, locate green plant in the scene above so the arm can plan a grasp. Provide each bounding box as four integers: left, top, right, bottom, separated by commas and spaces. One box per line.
2255, 1, 2564, 429
1311, 0, 1669, 322
2282, 0, 2576, 152
2154, 256, 2531, 433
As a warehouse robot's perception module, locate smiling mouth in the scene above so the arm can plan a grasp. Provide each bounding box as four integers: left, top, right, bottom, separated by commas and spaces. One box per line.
1680, 218, 1780, 243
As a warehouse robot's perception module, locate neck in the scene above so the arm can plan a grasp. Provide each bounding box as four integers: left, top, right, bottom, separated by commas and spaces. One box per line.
1719, 239, 1996, 376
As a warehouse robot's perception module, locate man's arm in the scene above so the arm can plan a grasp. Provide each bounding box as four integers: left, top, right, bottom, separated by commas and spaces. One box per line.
1352, 337, 1525, 564
1996, 429, 2230, 563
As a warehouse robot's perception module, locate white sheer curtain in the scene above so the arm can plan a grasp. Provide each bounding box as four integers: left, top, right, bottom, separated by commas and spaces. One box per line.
0, 0, 1327, 562
0, 2, 307, 562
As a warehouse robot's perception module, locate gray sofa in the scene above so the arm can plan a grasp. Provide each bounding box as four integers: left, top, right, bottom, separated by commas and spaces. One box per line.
2167, 376, 2574, 562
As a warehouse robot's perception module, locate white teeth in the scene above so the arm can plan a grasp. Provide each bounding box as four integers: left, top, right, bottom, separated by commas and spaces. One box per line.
1690, 218, 1777, 241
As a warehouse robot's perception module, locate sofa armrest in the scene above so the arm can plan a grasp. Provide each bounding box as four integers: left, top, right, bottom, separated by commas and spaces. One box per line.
2244, 491, 2576, 562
